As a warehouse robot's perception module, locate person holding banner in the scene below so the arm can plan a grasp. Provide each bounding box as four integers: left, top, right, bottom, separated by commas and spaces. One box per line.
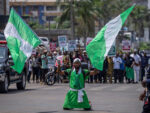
61, 58, 96, 110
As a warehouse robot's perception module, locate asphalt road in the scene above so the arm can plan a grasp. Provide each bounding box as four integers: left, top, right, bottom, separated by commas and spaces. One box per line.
0, 83, 144, 113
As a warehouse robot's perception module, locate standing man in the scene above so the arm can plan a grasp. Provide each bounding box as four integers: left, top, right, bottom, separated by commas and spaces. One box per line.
133, 50, 141, 83
120, 54, 125, 83
141, 53, 149, 81
113, 53, 122, 83
32, 54, 40, 83
41, 50, 48, 84
98, 58, 108, 83
107, 57, 113, 83
27, 57, 33, 83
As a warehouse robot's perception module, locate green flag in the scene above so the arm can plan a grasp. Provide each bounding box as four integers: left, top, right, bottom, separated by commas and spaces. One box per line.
86, 5, 135, 70
4, 8, 41, 73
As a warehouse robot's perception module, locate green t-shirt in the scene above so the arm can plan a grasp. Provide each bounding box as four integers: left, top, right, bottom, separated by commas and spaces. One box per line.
65, 69, 89, 90
41, 55, 48, 69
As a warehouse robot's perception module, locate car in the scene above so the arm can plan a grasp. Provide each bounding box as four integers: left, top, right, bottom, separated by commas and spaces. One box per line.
0, 34, 27, 93
0, 33, 5, 40
39, 37, 50, 51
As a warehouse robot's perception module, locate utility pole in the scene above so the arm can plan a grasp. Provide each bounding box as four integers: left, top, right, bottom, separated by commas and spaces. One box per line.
70, 0, 75, 39
3, 0, 6, 15
49, 19, 51, 40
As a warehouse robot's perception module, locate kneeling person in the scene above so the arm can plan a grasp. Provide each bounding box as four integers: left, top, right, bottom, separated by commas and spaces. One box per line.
61, 58, 96, 110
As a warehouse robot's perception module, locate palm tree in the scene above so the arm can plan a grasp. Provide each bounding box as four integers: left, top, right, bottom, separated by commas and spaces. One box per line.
130, 5, 149, 37
56, 0, 96, 39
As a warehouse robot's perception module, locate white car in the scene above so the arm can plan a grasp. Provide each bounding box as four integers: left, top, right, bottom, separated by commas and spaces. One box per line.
39, 37, 50, 51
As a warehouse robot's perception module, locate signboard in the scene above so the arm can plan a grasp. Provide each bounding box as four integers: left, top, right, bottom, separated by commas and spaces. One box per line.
86, 37, 93, 46
32, 49, 36, 55
68, 40, 76, 51
58, 35, 68, 51
108, 41, 116, 56
55, 55, 63, 67
122, 40, 131, 52
50, 42, 56, 52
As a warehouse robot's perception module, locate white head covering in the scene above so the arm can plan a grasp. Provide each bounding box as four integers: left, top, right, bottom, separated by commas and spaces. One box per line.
73, 58, 81, 63
73, 58, 81, 74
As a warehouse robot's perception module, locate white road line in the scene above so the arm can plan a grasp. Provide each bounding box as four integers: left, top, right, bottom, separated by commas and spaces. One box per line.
111, 85, 132, 91
89, 85, 112, 91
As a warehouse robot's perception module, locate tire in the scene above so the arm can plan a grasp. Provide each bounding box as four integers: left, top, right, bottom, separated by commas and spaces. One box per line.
16, 72, 26, 90
45, 72, 56, 85
0, 75, 9, 93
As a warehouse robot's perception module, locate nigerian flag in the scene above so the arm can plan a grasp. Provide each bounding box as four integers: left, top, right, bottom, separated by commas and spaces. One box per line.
86, 5, 135, 71
4, 8, 41, 73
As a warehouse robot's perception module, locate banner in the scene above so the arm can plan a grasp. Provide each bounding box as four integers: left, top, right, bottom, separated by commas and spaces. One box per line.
32, 49, 36, 55
86, 37, 93, 46
108, 41, 116, 56
122, 40, 131, 52
50, 42, 56, 52
58, 35, 68, 51
55, 55, 63, 67
68, 40, 76, 51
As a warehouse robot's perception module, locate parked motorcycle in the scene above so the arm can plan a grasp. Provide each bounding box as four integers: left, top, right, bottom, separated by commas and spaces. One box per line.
45, 66, 56, 85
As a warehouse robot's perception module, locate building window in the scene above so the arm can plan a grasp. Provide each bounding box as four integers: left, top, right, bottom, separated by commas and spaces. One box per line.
60, 5, 66, 11
46, 16, 57, 21
46, 6, 57, 11
31, 6, 38, 11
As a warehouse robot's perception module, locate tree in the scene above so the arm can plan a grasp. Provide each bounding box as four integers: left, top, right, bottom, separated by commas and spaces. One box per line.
130, 5, 149, 37
56, 0, 96, 39
139, 42, 150, 50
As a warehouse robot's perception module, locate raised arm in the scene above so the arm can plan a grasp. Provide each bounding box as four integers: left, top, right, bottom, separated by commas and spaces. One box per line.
90, 69, 98, 76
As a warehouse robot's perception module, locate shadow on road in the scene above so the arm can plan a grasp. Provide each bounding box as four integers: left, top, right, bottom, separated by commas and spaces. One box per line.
61, 109, 112, 113
0, 88, 37, 94
38, 111, 58, 113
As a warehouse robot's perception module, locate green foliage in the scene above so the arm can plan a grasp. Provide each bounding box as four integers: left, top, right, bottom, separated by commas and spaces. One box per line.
130, 5, 149, 36
57, 0, 96, 37
28, 21, 43, 30
56, 0, 149, 38
140, 42, 150, 50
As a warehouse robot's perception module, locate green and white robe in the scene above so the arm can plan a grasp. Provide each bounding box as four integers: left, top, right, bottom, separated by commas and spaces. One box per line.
63, 68, 91, 109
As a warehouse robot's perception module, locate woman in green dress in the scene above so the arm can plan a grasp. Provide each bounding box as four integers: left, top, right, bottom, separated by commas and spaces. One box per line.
61, 58, 95, 110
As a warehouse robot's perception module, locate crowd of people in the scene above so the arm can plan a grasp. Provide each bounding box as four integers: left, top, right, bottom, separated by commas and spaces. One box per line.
26, 49, 149, 84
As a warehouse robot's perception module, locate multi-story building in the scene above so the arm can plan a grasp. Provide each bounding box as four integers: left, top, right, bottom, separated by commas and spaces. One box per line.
9, 0, 65, 24
0, 0, 9, 15
0, 0, 9, 32
0, 0, 4, 15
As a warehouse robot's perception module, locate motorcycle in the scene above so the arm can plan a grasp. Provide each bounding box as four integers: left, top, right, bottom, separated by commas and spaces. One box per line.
45, 66, 56, 85
45, 59, 63, 85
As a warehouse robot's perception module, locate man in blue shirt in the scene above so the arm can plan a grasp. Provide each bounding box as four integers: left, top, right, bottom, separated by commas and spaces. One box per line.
41, 50, 48, 84
141, 53, 149, 81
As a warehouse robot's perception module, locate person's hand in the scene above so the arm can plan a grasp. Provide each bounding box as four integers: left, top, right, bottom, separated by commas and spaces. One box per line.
90, 71, 95, 76
94, 69, 98, 75
142, 80, 146, 88
59, 70, 65, 75
139, 90, 146, 101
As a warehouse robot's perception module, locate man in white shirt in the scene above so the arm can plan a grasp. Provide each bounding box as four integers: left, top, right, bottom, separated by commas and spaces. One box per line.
113, 53, 122, 83
133, 51, 141, 83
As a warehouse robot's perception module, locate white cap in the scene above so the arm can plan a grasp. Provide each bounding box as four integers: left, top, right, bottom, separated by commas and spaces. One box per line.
73, 58, 81, 63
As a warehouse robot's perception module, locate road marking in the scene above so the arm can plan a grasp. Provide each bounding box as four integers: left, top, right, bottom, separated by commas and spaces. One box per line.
89, 85, 112, 91
111, 85, 132, 91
